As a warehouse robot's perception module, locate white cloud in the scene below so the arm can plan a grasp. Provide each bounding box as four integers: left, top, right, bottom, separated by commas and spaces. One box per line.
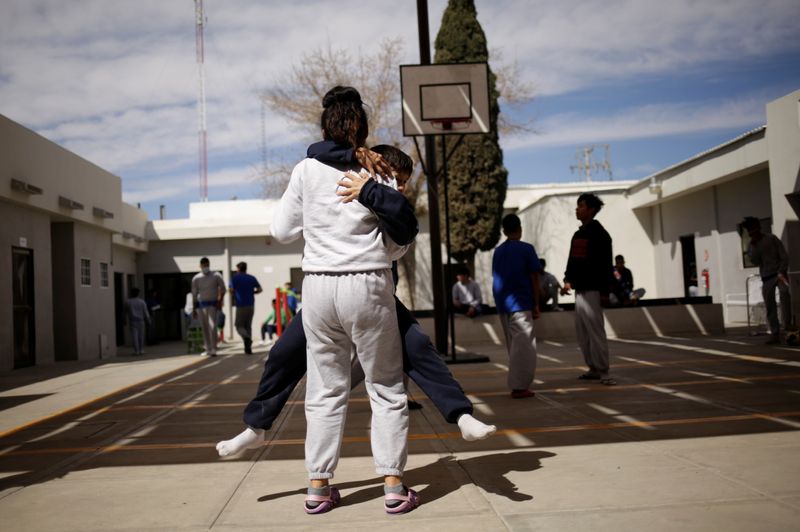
0, 0, 426, 187
122, 164, 257, 204
503, 96, 766, 150
484, 0, 800, 95
0, 0, 798, 202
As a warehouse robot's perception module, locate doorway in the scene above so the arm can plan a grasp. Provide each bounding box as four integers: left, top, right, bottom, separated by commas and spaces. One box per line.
143, 273, 195, 341
680, 235, 698, 298
114, 272, 125, 346
12, 247, 36, 368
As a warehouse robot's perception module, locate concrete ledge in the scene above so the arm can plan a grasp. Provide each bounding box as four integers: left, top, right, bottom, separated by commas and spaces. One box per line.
418, 303, 725, 344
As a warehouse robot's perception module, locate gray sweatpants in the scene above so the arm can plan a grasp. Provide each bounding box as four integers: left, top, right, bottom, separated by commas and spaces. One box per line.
762, 276, 792, 337
498, 311, 537, 390
575, 291, 610, 377
130, 320, 146, 355
198, 306, 218, 355
235, 306, 254, 341
302, 271, 408, 480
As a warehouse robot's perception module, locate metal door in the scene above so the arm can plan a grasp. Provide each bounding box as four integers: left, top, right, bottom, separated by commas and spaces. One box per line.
12, 247, 35, 368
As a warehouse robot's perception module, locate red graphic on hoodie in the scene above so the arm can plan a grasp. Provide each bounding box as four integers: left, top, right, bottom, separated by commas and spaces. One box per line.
570, 238, 588, 258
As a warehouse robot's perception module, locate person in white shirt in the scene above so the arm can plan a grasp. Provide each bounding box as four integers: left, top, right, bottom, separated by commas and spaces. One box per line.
191, 257, 226, 357
271, 86, 417, 515
539, 259, 564, 311
452, 265, 484, 317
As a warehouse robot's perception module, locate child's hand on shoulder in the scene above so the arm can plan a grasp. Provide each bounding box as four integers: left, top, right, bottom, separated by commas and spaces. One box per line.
355, 147, 394, 182
337, 171, 372, 203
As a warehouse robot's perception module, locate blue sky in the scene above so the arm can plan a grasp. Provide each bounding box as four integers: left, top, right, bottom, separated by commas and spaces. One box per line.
1, 0, 799, 220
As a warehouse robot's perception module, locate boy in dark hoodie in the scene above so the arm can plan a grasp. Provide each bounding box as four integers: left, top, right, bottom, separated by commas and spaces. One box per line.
561, 193, 616, 385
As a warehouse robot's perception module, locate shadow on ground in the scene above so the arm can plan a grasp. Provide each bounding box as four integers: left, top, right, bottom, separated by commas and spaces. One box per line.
257, 450, 556, 506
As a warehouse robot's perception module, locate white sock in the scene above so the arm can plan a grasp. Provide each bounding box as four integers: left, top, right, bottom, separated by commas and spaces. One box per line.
457, 414, 497, 442
216, 427, 265, 457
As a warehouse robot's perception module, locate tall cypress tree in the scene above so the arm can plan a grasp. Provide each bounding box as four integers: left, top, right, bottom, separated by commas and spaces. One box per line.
434, 0, 508, 266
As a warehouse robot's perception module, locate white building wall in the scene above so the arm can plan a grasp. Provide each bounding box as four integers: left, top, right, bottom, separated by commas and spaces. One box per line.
714, 171, 773, 320
511, 191, 657, 305
229, 237, 305, 329
765, 89, 800, 242
139, 237, 305, 336
765, 90, 800, 320
602, 194, 658, 301
650, 170, 772, 319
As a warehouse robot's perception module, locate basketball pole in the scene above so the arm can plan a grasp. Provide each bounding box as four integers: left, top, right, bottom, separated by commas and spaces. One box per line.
440, 133, 490, 365
441, 134, 456, 359
416, 0, 448, 355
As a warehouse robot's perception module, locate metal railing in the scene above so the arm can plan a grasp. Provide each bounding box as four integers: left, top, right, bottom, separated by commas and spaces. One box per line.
745, 273, 763, 336
746, 270, 798, 335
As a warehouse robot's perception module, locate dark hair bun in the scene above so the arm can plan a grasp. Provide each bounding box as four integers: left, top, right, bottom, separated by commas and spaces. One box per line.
322, 86, 362, 108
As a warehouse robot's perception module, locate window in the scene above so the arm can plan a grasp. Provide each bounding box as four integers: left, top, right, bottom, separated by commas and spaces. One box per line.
80, 258, 91, 286
100, 262, 109, 288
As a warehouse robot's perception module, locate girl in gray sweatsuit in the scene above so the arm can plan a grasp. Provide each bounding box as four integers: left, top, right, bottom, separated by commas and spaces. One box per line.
271, 86, 416, 514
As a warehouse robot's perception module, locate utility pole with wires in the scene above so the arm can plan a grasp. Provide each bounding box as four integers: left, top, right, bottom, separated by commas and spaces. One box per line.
194, 0, 208, 201
570, 144, 613, 182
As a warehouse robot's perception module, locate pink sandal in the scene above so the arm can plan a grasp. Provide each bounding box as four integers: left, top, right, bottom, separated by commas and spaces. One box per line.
304, 487, 340, 514
384, 486, 419, 514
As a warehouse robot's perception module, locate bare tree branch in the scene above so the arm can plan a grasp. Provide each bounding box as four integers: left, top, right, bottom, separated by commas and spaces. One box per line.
257, 37, 537, 303
491, 47, 537, 136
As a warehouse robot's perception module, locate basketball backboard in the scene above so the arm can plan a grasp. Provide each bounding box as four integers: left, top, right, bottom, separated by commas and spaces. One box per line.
400, 62, 490, 136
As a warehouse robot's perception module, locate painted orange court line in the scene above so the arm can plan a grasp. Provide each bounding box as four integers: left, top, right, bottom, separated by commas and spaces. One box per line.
56, 372, 800, 414
151, 356, 784, 385
6, 410, 800, 457
0, 358, 208, 440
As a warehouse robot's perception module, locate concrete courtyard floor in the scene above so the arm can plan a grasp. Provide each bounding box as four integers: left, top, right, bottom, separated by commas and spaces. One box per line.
1, 326, 799, 531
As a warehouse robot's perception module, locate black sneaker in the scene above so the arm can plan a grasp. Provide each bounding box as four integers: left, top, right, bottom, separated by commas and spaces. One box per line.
244, 339, 253, 354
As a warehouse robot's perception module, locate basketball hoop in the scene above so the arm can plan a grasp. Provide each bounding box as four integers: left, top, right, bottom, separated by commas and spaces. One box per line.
400, 62, 490, 137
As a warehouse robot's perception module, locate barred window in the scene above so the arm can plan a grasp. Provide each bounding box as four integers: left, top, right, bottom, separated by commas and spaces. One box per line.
80, 258, 91, 286
100, 262, 109, 288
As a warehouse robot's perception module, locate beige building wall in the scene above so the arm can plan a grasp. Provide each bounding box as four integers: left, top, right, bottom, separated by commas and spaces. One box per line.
1, 114, 147, 367
0, 201, 55, 370
73, 223, 116, 359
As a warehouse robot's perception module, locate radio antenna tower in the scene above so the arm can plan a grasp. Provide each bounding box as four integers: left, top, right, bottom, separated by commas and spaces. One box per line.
260, 98, 268, 173
194, 0, 208, 201
570, 144, 613, 182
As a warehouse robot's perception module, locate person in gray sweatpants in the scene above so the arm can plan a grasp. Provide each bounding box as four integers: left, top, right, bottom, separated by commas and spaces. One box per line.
302, 272, 407, 479
125, 287, 150, 356
562, 193, 616, 386
492, 214, 542, 399
191, 257, 226, 357
743, 216, 792, 344
271, 86, 417, 514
